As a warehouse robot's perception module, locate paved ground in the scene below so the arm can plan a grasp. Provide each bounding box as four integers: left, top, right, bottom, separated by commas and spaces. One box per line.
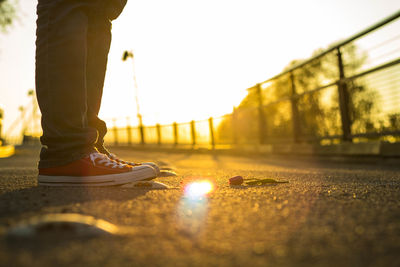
0, 146, 399, 267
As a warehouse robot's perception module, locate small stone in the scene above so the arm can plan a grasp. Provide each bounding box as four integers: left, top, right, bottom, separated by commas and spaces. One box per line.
229, 176, 243, 185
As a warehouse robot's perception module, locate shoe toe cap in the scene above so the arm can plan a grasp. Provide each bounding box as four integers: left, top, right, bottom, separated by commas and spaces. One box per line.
132, 164, 158, 176
142, 162, 160, 174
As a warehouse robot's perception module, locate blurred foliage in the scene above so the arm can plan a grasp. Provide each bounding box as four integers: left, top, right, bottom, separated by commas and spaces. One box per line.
0, 0, 17, 32
216, 42, 397, 144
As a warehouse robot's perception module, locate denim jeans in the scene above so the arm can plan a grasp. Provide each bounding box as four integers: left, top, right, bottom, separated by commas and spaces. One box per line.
35, 0, 126, 168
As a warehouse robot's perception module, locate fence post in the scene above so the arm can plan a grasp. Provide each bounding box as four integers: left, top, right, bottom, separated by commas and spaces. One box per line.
290, 72, 301, 143
336, 47, 352, 142
126, 117, 132, 145
138, 115, 145, 145
112, 118, 118, 145
256, 84, 267, 144
209, 117, 215, 149
190, 120, 196, 146
232, 107, 238, 145
0, 108, 3, 143
173, 122, 178, 146
156, 123, 161, 145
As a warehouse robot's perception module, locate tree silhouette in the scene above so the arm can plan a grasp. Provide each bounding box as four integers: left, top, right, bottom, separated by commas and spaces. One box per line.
0, 0, 17, 32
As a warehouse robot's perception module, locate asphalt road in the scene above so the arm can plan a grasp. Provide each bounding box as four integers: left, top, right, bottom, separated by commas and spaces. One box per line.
0, 146, 399, 267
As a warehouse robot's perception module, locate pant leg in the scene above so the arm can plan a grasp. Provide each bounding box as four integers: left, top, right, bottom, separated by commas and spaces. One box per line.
86, 1, 127, 154
35, 0, 101, 168
104, 0, 128, 20
86, 15, 111, 153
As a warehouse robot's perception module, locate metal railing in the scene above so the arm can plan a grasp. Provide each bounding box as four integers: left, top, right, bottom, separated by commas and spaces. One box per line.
104, 117, 222, 149
3, 10, 400, 148
105, 10, 400, 147
251, 10, 400, 143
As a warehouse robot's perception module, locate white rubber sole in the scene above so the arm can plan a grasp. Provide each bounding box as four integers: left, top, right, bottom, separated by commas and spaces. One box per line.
38, 165, 157, 187
143, 162, 160, 175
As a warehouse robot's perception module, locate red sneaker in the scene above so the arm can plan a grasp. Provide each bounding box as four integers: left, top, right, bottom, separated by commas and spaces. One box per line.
38, 152, 157, 186
107, 153, 160, 175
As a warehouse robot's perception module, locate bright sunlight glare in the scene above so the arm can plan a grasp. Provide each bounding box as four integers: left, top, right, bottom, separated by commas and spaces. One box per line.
176, 178, 215, 235
184, 180, 215, 198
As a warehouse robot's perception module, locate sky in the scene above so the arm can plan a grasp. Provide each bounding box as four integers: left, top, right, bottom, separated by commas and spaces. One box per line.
1, 0, 400, 136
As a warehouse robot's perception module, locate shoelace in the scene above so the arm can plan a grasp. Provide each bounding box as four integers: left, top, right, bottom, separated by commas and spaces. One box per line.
108, 153, 140, 166
89, 153, 127, 169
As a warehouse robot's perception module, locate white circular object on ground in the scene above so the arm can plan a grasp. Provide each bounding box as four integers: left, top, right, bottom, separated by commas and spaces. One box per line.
121, 181, 171, 189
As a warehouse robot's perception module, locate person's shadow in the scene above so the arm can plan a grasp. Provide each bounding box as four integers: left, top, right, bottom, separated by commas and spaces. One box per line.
0, 186, 149, 221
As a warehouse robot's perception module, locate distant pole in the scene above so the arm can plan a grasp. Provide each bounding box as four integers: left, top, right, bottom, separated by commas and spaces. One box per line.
122, 50, 144, 144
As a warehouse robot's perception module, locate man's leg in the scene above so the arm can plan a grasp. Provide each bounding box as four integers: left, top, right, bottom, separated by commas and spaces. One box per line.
35, 0, 98, 168
85, 0, 129, 154
85, 13, 111, 154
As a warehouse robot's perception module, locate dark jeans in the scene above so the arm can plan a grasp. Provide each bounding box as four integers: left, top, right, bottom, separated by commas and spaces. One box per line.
35, 0, 126, 168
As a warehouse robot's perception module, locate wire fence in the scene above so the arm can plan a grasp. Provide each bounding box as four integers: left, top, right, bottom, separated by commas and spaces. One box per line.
2, 10, 400, 148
